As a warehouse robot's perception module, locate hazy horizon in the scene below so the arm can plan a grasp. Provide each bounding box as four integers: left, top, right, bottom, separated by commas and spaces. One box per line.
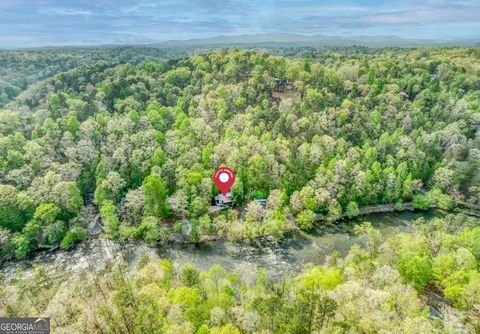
1, 0, 480, 48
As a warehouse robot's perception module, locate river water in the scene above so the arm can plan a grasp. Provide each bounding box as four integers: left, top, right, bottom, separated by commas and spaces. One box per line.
159, 209, 443, 280
0, 209, 443, 282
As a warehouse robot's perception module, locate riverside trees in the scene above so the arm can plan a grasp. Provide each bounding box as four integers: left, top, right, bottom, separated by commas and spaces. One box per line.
0, 47, 479, 258
1, 214, 479, 333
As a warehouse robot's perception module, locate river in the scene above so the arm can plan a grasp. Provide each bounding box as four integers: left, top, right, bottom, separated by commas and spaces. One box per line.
0, 209, 443, 282
159, 209, 443, 280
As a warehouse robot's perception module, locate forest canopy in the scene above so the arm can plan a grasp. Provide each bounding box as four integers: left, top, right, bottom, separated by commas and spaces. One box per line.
0, 46, 184, 108
0, 45, 480, 333
0, 47, 479, 259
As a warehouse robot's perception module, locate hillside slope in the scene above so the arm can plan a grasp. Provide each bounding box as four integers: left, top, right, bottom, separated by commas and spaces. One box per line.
0, 48, 479, 258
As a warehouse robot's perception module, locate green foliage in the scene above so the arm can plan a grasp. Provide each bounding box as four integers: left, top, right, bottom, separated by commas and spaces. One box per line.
354, 222, 381, 258
65, 113, 80, 134
296, 209, 315, 230
33, 203, 60, 223
138, 216, 168, 245
432, 254, 456, 282
22, 220, 41, 241
100, 200, 120, 237
44, 220, 67, 245
326, 200, 342, 222
0, 185, 30, 231
151, 148, 167, 167
181, 264, 201, 287
12, 233, 31, 259
164, 67, 191, 88
455, 227, 480, 258
142, 175, 169, 218
189, 219, 200, 244
428, 188, 453, 210
2, 214, 480, 332
442, 270, 480, 309
189, 196, 208, 217
54, 182, 83, 217
168, 286, 201, 307
296, 266, 343, 291
198, 214, 213, 235
412, 195, 431, 210
397, 252, 432, 290
174, 221, 183, 234
0, 47, 182, 107
1, 47, 480, 262
251, 189, 269, 200
345, 201, 360, 218
60, 226, 87, 250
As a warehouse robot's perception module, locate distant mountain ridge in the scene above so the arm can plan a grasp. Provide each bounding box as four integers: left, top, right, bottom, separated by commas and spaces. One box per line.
153, 33, 480, 48
3, 33, 479, 51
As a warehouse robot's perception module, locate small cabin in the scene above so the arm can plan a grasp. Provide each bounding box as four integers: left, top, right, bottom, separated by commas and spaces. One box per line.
273, 78, 293, 93
212, 192, 234, 207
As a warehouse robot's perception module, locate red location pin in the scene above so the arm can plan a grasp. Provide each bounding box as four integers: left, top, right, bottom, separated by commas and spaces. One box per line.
213, 167, 235, 195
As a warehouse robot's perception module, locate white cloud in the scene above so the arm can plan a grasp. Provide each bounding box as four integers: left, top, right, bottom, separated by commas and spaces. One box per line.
42, 7, 94, 16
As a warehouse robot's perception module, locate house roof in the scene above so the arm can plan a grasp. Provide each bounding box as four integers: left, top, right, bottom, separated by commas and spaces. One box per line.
215, 192, 233, 203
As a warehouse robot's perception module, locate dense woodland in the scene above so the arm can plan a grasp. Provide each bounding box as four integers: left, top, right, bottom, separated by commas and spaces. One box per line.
0, 46, 480, 332
1, 214, 479, 333
0, 46, 185, 108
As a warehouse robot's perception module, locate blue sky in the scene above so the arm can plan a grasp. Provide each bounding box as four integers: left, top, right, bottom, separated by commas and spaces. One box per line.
1, 0, 479, 48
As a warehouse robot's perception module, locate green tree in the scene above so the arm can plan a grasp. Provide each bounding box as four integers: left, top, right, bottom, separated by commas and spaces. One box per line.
181, 264, 201, 287
326, 199, 342, 222
412, 195, 431, 210
0, 185, 28, 231
345, 201, 360, 218
354, 222, 381, 258
33, 203, 61, 223
296, 209, 315, 230
142, 175, 169, 218
138, 216, 167, 245
60, 226, 87, 250
100, 200, 120, 236
428, 188, 453, 210
12, 233, 31, 259
397, 252, 432, 290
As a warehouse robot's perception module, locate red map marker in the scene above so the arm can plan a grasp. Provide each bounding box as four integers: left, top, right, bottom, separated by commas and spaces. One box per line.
213, 167, 235, 195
